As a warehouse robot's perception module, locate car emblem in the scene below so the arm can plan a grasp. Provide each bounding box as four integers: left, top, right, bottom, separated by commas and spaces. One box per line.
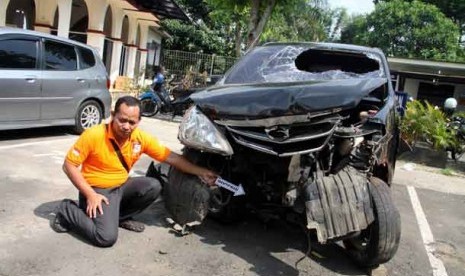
265, 126, 290, 141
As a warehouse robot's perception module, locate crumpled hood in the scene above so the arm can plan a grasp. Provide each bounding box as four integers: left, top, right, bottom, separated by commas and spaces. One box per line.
191, 78, 388, 119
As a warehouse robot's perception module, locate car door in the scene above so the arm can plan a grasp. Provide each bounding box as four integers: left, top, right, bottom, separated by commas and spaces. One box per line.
40, 39, 89, 120
0, 35, 41, 123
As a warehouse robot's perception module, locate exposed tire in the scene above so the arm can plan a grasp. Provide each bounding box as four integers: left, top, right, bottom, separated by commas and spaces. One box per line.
165, 167, 210, 226
73, 100, 102, 134
140, 98, 159, 117
165, 149, 210, 226
343, 177, 401, 267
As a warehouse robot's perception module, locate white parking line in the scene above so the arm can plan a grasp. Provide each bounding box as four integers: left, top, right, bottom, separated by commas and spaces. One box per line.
407, 186, 448, 276
0, 137, 75, 151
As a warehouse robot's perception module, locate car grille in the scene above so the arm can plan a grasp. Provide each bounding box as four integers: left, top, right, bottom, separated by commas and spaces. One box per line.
223, 115, 341, 157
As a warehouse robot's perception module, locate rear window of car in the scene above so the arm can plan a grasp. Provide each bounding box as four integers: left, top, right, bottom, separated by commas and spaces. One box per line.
0, 39, 38, 69
77, 46, 95, 69
224, 45, 384, 84
44, 40, 77, 70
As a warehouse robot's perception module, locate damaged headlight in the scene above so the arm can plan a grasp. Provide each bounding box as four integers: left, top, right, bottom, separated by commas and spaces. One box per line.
178, 106, 234, 156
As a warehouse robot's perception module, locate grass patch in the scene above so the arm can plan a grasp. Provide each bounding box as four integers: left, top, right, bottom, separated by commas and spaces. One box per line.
440, 168, 455, 176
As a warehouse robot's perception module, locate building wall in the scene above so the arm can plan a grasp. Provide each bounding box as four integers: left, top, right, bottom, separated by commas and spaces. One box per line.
1, 0, 166, 87
403, 78, 465, 110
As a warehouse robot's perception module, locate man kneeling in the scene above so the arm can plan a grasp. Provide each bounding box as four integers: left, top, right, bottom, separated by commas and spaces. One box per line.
51, 96, 217, 247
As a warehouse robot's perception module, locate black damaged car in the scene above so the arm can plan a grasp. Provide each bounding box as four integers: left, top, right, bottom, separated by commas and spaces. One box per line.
150, 42, 401, 267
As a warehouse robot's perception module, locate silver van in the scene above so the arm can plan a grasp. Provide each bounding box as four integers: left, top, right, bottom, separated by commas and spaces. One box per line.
0, 27, 111, 133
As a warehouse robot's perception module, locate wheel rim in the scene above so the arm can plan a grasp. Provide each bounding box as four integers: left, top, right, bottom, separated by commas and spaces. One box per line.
80, 104, 101, 129
141, 99, 156, 115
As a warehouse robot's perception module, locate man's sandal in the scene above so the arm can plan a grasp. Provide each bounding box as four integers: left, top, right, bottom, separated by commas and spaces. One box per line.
119, 220, 145, 232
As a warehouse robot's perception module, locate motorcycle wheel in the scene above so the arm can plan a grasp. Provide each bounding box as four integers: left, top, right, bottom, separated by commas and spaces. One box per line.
140, 98, 159, 117
343, 177, 401, 268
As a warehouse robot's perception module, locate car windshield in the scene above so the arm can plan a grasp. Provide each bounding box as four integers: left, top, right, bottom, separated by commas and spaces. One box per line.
224, 45, 385, 84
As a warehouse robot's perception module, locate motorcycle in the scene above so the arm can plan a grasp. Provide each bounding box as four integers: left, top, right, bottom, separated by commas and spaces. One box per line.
448, 116, 465, 160
147, 43, 401, 268
139, 83, 194, 118
444, 98, 465, 160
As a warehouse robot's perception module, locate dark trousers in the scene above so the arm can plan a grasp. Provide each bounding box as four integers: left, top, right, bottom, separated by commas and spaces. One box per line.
57, 177, 161, 247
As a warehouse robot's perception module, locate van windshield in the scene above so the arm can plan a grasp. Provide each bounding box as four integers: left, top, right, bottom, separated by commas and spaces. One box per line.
224, 45, 385, 84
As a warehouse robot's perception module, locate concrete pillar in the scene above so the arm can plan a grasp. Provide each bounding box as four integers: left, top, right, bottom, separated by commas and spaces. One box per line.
137, 24, 149, 81
126, 45, 137, 78
57, 0, 72, 38
109, 40, 123, 84
0, 0, 10, 26
87, 31, 106, 57
110, 6, 124, 39
138, 49, 148, 80
34, 24, 52, 34
34, 0, 57, 34
126, 16, 138, 46
85, 0, 107, 32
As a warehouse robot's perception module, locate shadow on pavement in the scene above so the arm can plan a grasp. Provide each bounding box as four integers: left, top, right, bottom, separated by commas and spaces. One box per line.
33, 197, 367, 275
0, 126, 74, 141
174, 214, 364, 276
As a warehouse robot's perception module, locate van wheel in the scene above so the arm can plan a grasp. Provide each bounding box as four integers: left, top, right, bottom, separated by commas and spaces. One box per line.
73, 100, 102, 134
343, 177, 401, 267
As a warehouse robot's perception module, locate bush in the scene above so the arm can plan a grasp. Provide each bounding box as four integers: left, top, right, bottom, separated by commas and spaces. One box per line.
399, 100, 456, 150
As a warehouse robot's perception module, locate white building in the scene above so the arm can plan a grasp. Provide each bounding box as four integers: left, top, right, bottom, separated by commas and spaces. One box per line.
0, 0, 188, 88
389, 57, 465, 110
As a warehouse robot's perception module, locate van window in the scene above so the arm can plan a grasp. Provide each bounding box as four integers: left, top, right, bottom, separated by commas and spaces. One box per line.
0, 39, 37, 69
78, 46, 96, 69
44, 40, 77, 70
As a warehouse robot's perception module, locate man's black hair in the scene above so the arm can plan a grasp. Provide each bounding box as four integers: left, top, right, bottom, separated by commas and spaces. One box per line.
114, 96, 141, 118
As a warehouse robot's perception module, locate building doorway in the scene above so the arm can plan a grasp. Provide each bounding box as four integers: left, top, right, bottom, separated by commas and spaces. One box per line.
417, 82, 455, 107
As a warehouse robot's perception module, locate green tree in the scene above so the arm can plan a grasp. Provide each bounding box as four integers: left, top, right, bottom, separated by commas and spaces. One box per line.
341, 0, 461, 61
206, 0, 249, 57
208, 0, 325, 51
376, 0, 465, 44
161, 19, 228, 55
163, 0, 331, 56
261, 1, 348, 42
161, 0, 237, 55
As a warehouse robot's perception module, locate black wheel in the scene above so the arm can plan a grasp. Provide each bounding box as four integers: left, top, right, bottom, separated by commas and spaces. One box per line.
140, 98, 159, 117
165, 149, 211, 226
73, 100, 102, 134
165, 166, 210, 226
343, 177, 401, 267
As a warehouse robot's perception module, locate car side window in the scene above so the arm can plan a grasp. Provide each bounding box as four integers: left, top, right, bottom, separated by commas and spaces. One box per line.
0, 39, 38, 69
77, 46, 96, 69
44, 40, 77, 70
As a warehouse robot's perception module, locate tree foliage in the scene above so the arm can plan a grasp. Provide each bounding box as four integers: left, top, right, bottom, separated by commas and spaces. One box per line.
161, 0, 236, 55
162, 0, 343, 56
161, 19, 228, 55
261, 1, 347, 43
341, 0, 461, 61
376, 0, 465, 42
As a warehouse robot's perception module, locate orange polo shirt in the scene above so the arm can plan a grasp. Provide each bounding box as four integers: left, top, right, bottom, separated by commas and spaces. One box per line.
65, 124, 171, 189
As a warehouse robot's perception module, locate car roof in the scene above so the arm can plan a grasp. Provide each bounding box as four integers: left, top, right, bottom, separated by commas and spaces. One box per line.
262, 42, 384, 56
0, 27, 96, 52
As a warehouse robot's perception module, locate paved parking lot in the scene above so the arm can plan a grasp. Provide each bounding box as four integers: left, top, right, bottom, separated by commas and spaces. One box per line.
1, 117, 464, 276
